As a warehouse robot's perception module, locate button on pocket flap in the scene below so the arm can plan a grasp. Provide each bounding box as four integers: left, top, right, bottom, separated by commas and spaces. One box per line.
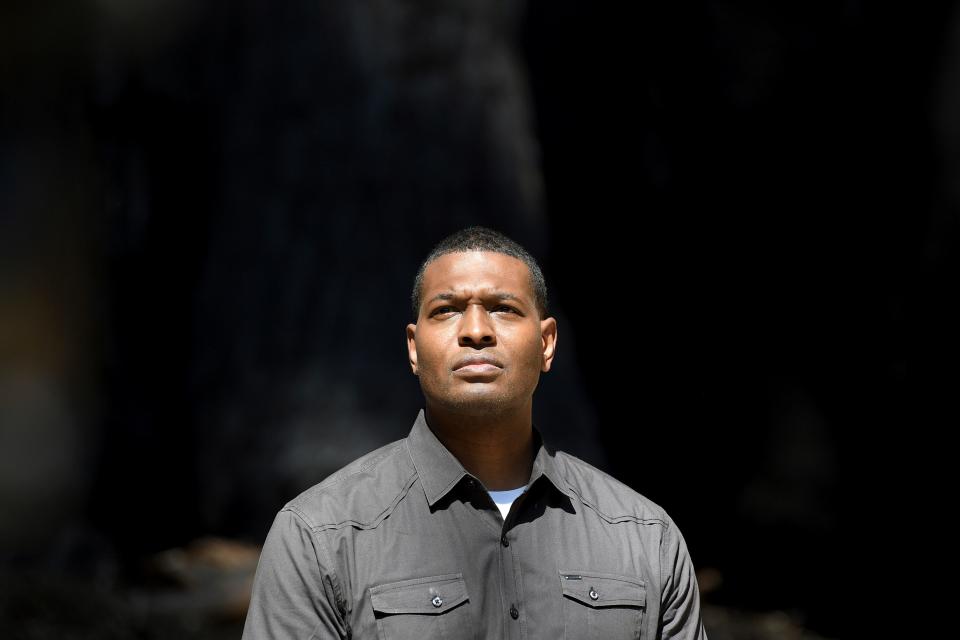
370, 573, 469, 615
559, 570, 646, 608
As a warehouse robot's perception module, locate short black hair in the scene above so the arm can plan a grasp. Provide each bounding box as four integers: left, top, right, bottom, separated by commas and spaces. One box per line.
411, 226, 549, 321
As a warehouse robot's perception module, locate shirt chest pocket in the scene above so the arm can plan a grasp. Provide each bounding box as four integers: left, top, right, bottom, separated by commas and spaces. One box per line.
369, 572, 474, 640
559, 570, 646, 639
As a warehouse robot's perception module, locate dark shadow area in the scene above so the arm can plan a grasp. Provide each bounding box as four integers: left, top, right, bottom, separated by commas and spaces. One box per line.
2, 1, 957, 638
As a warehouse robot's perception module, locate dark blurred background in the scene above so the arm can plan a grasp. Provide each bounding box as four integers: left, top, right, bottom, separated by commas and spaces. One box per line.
2, 1, 957, 638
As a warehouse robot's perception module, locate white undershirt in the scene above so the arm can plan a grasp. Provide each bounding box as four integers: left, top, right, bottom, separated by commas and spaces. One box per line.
487, 486, 527, 519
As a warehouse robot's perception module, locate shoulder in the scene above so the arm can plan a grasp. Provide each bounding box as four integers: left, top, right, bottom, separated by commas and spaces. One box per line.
553, 449, 673, 530
282, 437, 418, 532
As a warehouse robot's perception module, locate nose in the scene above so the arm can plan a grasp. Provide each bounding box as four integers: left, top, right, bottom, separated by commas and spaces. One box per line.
458, 303, 496, 347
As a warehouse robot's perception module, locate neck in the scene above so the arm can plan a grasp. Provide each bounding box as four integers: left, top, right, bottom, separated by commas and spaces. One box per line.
424, 401, 534, 491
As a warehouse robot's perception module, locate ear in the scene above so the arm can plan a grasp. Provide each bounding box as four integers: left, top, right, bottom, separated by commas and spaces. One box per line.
406, 323, 419, 376
540, 316, 557, 373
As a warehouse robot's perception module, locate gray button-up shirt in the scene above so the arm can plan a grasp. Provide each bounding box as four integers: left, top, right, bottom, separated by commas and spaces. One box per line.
242, 409, 708, 639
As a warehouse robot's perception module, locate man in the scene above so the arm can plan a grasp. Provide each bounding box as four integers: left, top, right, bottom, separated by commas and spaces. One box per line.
242, 225, 708, 639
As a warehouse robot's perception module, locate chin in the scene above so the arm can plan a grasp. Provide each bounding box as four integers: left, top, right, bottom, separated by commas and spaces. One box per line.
434, 393, 511, 417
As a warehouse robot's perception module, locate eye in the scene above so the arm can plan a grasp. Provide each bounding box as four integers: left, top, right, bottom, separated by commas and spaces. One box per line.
494, 305, 517, 313
431, 306, 458, 316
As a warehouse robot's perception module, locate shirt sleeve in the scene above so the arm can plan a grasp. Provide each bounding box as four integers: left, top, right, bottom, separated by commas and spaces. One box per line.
657, 516, 708, 640
242, 508, 349, 640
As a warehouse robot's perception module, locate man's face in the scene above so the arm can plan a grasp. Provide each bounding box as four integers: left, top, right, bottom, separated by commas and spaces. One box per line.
406, 251, 557, 416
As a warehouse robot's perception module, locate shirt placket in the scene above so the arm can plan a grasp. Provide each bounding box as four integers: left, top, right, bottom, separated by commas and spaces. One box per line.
500, 497, 527, 640
464, 476, 529, 640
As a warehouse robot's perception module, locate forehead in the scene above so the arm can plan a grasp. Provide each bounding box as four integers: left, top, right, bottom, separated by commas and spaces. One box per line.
421, 251, 534, 300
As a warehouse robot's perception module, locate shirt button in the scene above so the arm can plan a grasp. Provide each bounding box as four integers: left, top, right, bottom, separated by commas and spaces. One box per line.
509, 604, 519, 619
589, 587, 599, 601
432, 595, 443, 607
500, 535, 509, 547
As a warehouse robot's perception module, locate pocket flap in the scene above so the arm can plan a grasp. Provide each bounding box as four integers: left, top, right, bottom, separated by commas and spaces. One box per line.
559, 570, 646, 608
370, 572, 470, 615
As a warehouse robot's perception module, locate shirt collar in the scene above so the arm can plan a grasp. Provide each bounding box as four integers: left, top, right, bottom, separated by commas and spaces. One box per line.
406, 407, 572, 507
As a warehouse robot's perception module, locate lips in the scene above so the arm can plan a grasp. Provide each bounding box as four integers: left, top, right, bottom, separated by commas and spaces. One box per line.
453, 354, 503, 370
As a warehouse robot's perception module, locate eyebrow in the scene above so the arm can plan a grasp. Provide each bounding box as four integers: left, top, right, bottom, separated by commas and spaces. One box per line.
427, 291, 525, 305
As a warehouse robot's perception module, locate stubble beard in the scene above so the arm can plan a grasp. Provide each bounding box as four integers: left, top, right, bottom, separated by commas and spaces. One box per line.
435, 384, 509, 418
422, 365, 542, 423
420, 368, 517, 419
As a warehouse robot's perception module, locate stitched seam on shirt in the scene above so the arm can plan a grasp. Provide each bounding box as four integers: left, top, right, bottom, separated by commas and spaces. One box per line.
553, 453, 670, 528
496, 527, 506, 638
310, 469, 419, 532
283, 506, 350, 638
564, 485, 668, 527
658, 518, 672, 638
512, 539, 527, 638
